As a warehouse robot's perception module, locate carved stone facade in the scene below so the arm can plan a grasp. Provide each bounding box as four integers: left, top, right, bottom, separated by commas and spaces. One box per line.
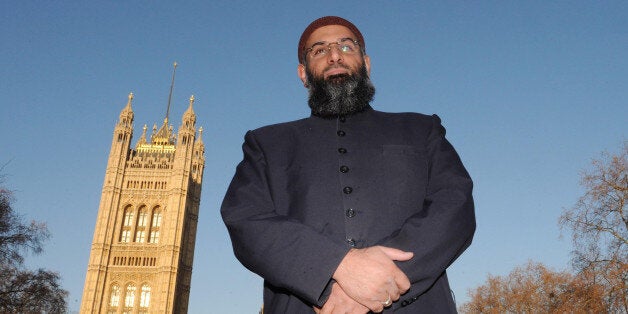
80, 93, 205, 313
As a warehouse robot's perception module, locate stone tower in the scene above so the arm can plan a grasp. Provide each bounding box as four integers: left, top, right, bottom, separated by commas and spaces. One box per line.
80, 90, 205, 313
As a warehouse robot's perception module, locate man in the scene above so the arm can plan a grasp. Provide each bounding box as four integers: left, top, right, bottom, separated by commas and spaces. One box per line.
221, 16, 475, 313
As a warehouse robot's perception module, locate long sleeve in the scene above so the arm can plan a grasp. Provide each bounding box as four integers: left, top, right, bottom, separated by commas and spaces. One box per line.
221, 130, 350, 306
379, 114, 476, 297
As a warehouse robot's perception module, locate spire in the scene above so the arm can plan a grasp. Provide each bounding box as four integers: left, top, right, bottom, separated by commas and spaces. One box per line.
182, 95, 196, 130
184, 95, 195, 115
136, 124, 148, 148
121, 92, 134, 114
125, 92, 133, 109
165, 62, 178, 124
118, 92, 134, 127
152, 119, 174, 146
197, 127, 204, 144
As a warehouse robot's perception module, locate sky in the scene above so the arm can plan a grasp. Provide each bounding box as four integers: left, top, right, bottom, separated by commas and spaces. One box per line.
1, 1, 627, 313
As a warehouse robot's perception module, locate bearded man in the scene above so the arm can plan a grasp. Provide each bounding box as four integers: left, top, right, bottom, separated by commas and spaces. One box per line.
221, 16, 476, 313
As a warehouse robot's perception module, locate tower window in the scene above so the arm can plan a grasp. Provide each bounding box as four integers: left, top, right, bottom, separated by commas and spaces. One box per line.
149, 230, 160, 244
120, 230, 131, 243
135, 230, 146, 243
149, 208, 162, 244
123, 210, 134, 227
124, 284, 136, 308
120, 206, 134, 243
140, 284, 151, 308
133, 206, 147, 243
138, 211, 147, 227
110, 284, 120, 307
151, 211, 162, 227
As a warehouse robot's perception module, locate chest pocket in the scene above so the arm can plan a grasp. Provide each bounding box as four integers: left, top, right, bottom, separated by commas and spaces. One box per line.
381, 145, 428, 208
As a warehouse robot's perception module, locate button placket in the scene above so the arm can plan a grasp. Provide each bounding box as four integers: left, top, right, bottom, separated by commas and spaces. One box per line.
337, 120, 351, 197
336, 116, 358, 247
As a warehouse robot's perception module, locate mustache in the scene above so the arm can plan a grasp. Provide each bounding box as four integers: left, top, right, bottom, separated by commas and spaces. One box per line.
324, 64, 351, 73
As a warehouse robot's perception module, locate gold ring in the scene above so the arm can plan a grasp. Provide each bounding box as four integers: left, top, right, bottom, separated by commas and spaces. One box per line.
382, 293, 392, 307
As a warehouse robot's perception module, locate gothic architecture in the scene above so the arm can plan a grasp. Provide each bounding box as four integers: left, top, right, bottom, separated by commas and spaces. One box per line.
80, 92, 205, 313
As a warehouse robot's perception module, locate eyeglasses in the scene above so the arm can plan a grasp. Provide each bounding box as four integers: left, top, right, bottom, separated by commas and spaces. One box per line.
305, 38, 360, 60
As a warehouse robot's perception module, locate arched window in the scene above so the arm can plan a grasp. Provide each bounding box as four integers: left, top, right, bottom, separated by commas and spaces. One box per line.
140, 284, 151, 308
109, 284, 120, 307
149, 207, 162, 244
120, 205, 134, 243
151, 209, 162, 227
124, 284, 136, 307
138, 209, 147, 227
135, 206, 147, 243
123, 207, 134, 226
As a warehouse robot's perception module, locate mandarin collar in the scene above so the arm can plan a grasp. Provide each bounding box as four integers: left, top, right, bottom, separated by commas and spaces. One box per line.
309, 105, 374, 122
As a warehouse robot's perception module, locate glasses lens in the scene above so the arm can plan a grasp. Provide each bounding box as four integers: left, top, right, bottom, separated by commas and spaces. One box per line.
309, 44, 328, 58
339, 39, 358, 53
308, 39, 358, 59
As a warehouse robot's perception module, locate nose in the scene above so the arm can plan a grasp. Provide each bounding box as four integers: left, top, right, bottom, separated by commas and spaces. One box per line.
326, 45, 343, 64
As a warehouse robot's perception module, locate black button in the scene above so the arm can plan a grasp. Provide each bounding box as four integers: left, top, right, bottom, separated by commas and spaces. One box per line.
339, 116, 346, 122
346, 238, 356, 247
401, 300, 409, 307
343, 186, 353, 194
346, 208, 355, 218
338, 147, 347, 154
337, 130, 345, 137
339, 165, 349, 173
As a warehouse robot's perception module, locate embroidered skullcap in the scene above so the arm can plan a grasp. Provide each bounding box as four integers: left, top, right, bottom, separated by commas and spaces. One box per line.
298, 16, 365, 64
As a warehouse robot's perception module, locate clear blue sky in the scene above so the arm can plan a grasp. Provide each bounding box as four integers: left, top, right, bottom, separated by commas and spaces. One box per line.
1, 1, 626, 313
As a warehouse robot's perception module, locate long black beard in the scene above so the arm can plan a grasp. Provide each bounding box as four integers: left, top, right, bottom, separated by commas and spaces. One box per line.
306, 63, 375, 118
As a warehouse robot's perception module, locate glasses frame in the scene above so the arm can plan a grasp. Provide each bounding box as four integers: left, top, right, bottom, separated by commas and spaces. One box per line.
304, 38, 361, 61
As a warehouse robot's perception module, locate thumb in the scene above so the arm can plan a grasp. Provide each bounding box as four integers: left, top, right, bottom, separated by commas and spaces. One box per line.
378, 246, 414, 261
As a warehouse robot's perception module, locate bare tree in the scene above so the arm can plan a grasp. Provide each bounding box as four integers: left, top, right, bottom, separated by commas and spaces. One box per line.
0, 179, 68, 313
0, 266, 67, 313
459, 261, 607, 313
462, 143, 627, 313
0, 188, 49, 266
559, 141, 627, 312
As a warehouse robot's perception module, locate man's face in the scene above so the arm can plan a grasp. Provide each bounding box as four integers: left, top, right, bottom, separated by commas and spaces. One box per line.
297, 24, 376, 118
298, 25, 370, 85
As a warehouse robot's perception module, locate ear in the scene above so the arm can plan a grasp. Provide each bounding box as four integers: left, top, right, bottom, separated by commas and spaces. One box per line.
363, 54, 371, 76
297, 63, 308, 88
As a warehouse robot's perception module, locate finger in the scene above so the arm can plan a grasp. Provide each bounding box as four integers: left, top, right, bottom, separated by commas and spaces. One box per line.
357, 296, 383, 314
392, 268, 411, 294
388, 288, 401, 302
378, 246, 413, 261
320, 303, 333, 314
366, 292, 391, 313
367, 302, 384, 314
385, 279, 400, 301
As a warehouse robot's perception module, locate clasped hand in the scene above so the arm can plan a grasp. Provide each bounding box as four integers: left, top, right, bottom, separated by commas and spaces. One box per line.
315, 246, 413, 313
